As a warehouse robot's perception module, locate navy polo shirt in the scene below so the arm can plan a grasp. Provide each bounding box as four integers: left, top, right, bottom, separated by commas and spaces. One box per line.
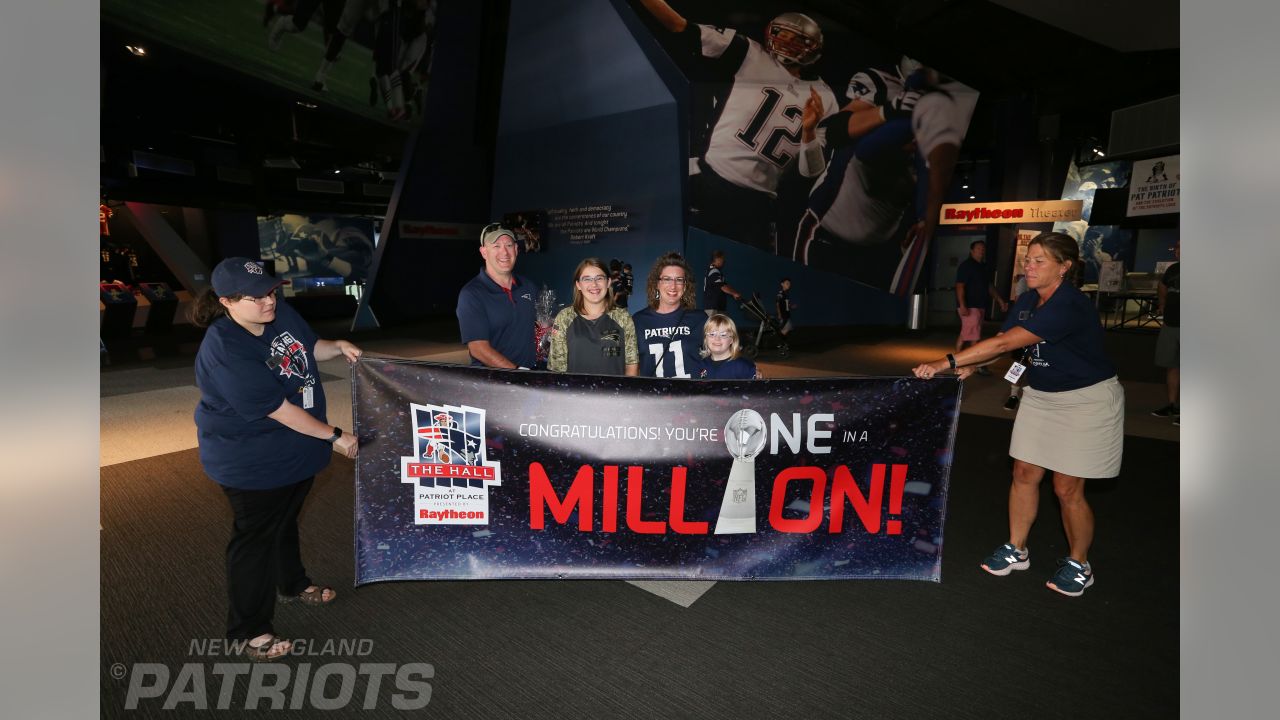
955, 257, 992, 309
1001, 283, 1115, 392
457, 270, 537, 368
194, 301, 332, 489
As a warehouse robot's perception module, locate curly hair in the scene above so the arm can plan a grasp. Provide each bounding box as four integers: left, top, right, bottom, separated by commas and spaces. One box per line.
645, 251, 695, 310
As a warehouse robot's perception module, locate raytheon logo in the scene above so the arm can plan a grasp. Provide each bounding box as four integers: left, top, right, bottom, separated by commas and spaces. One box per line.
944, 206, 1024, 222
400, 403, 502, 525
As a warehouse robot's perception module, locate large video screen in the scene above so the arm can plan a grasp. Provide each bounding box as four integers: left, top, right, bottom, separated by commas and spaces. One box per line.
103, 0, 438, 126
257, 213, 377, 293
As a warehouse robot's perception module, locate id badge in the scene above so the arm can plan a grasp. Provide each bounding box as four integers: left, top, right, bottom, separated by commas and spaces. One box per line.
302, 385, 315, 409
1004, 362, 1027, 384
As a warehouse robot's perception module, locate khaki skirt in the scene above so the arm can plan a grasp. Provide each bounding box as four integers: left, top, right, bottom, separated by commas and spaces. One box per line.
1009, 376, 1124, 478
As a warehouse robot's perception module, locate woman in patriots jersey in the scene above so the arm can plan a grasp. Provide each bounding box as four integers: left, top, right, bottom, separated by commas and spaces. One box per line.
637, 0, 839, 252
632, 252, 705, 378
192, 258, 362, 661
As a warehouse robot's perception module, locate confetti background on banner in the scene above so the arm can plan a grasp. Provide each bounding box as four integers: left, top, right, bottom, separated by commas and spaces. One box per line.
352, 360, 961, 584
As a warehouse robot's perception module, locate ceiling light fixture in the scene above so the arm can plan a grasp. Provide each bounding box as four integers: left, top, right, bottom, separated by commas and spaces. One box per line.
125, 45, 147, 57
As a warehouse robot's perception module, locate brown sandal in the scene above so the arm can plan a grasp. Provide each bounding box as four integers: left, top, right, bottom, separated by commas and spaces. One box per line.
279, 585, 337, 606
240, 634, 292, 662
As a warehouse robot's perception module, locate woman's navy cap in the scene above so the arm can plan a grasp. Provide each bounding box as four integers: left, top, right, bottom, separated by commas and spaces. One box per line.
211, 257, 283, 297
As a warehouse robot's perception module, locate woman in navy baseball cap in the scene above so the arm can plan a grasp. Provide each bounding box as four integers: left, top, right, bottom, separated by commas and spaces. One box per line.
190, 257, 363, 660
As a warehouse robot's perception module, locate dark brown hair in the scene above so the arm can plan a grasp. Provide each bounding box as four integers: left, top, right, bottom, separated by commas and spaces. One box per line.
571, 257, 613, 314
190, 287, 249, 327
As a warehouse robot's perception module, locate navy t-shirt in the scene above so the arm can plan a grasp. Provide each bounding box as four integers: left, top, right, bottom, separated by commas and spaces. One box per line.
703, 265, 727, 310
194, 301, 332, 489
699, 357, 757, 379
632, 306, 704, 378
1001, 283, 1115, 392
776, 288, 791, 321
456, 270, 537, 368
955, 257, 991, 309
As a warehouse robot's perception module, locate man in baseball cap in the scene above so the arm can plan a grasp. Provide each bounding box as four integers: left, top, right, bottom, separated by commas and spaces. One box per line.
456, 224, 538, 368
211, 257, 284, 298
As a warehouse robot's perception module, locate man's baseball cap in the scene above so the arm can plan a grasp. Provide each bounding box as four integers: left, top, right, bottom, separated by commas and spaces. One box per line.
479, 223, 516, 246
211, 257, 284, 297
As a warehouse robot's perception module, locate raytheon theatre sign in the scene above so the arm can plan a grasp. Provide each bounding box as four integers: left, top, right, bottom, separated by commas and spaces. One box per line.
939, 199, 1084, 225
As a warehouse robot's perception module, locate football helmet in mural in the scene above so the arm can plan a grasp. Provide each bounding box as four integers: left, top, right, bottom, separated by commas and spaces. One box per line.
764, 12, 823, 67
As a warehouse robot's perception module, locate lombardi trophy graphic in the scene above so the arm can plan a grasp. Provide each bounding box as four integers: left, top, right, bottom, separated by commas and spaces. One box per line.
715, 410, 767, 534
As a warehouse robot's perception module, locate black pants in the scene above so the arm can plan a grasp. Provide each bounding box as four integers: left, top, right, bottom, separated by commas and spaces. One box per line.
220, 477, 315, 640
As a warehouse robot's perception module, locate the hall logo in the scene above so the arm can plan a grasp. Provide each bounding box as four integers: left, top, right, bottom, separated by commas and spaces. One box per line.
400, 403, 502, 525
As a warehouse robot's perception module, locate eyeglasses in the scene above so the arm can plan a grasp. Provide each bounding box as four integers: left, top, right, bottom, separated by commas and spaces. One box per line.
578, 275, 608, 285
706, 331, 733, 339
239, 295, 275, 305
658, 276, 687, 285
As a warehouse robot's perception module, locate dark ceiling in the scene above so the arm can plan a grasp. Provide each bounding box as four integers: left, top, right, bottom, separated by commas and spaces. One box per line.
99, 0, 1177, 211
99, 20, 410, 214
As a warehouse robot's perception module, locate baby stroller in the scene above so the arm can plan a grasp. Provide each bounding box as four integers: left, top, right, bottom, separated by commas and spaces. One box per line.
737, 292, 789, 359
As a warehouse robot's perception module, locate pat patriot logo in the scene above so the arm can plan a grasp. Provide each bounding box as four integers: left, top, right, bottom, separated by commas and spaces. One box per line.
400, 403, 502, 525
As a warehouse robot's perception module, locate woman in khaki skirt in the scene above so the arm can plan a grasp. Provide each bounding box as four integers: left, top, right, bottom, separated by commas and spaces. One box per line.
912, 232, 1122, 597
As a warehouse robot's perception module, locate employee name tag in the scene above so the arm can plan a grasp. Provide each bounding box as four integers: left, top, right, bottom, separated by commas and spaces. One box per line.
1004, 362, 1027, 384
302, 385, 315, 409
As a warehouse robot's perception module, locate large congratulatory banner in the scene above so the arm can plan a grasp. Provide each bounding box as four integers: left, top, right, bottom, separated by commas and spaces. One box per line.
353, 360, 960, 584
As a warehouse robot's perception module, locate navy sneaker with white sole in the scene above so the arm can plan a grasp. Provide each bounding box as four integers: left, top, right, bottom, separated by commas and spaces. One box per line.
1046, 557, 1094, 597
980, 543, 1029, 576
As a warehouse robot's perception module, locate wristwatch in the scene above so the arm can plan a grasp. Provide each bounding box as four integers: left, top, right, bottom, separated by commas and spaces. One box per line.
326, 427, 343, 443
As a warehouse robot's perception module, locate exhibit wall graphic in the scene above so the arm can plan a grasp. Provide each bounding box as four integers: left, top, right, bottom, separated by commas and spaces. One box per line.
1127, 155, 1180, 217
628, 0, 979, 295
490, 0, 687, 315
1053, 160, 1135, 284
352, 359, 961, 584
1010, 228, 1039, 297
